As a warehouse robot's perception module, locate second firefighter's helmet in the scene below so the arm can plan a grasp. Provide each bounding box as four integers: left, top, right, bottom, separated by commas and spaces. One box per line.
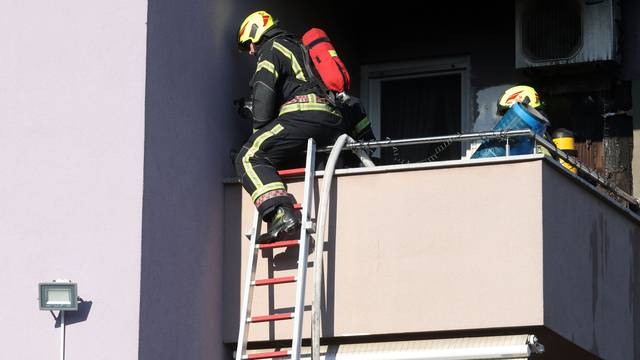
497, 85, 542, 115
238, 10, 276, 51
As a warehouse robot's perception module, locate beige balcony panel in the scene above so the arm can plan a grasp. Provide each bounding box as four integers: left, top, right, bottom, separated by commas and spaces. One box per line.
224, 154, 640, 359
224, 156, 548, 342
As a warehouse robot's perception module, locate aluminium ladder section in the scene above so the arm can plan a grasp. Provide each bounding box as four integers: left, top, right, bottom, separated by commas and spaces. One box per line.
236, 138, 316, 360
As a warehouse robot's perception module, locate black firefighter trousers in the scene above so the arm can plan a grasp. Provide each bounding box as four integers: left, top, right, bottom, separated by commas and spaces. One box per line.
235, 110, 345, 221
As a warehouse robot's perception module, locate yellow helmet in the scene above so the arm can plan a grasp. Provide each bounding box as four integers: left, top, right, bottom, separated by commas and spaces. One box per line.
497, 85, 542, 115
238, 11, 276, 51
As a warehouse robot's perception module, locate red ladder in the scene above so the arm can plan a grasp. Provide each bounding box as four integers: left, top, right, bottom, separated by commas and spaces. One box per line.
236, 140, 316, 360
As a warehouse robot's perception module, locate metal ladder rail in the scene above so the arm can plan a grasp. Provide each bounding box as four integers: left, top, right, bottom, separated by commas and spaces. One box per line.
291, 138, 316, 359
235, 138, 316, 360
235, 206, 261, 359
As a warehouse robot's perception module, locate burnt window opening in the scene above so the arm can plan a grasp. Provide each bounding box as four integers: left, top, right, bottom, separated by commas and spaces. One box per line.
380, 75, 462, 164
362, 58, 470, 166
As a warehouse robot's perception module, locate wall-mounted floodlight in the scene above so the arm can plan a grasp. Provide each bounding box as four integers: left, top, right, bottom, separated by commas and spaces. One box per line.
39, 279, 78, 360
39, 281, 78, 311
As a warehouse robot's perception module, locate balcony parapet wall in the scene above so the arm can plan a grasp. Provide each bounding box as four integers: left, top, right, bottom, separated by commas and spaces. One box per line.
223, 155, 640, 359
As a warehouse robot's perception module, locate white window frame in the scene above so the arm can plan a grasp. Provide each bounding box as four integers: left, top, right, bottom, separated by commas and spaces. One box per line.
360, 56, 471, 156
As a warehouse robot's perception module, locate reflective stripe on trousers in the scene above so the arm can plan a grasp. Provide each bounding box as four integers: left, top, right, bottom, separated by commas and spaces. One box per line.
241, 124, 287, 201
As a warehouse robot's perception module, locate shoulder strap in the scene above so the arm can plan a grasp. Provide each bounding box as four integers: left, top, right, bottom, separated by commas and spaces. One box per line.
294, 40, 337, 105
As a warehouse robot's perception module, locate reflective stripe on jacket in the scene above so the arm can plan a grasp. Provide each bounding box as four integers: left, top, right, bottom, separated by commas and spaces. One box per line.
250, 34, 326, 129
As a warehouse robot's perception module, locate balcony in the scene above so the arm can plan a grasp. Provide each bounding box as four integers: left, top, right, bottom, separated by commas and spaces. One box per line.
222, 138, 640, 359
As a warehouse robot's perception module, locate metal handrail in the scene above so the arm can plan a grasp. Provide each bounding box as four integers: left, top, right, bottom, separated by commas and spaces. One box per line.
317, 129, 639, 208
533, 134, 639, 208
318, 129, 533, 152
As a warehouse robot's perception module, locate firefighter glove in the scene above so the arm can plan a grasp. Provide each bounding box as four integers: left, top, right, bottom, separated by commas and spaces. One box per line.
234, 97, 254, 120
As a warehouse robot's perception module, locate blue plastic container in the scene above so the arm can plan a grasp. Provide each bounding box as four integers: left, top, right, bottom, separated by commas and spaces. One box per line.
471, 102, 548, 159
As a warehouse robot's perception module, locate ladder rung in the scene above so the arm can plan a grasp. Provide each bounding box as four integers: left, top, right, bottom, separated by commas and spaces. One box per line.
249, 313, 293, 323
277, 168, 305, 177
293, 203, 302, 210
257, 240, 299, 250
244, 350, 290, 359
253, 276, 296, 286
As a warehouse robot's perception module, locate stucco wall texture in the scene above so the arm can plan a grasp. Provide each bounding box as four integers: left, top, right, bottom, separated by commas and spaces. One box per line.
542, 164, 640, 360
223, 159, 546, 342
0, 1, 148, 359
223, 159, 640, 360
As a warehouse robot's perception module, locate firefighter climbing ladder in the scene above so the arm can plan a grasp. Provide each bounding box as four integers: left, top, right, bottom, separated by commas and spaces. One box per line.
235, 138, 316, 360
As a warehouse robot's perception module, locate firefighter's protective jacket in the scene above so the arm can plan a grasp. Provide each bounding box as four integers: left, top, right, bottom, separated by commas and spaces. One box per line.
249, 33, 324, 130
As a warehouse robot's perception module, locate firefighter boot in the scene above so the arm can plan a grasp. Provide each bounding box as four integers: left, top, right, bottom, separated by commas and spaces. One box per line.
258, 205, 301, 244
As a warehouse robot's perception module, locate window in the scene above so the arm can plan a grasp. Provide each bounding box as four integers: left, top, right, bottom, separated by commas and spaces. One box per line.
361, 57, 470, 164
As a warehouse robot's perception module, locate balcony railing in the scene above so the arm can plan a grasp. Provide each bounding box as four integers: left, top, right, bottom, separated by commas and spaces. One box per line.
319, 129, 639, 209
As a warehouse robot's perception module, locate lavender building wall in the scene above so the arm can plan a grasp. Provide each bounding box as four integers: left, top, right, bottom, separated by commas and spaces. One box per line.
139, 0, 242, 358
0, 0, 148, 358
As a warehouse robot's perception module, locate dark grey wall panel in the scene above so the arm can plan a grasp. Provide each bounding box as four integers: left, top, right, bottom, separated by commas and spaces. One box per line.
542, 163, 640, 360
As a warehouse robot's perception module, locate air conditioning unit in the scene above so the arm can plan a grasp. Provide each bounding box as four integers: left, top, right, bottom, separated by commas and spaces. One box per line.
515, 0, 620, 69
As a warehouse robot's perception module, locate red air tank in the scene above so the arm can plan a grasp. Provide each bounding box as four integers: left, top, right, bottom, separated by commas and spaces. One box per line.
302, 28, 350, 93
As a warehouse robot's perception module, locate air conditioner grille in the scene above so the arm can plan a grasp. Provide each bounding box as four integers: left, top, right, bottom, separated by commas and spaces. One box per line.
521, 0, 582, 61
